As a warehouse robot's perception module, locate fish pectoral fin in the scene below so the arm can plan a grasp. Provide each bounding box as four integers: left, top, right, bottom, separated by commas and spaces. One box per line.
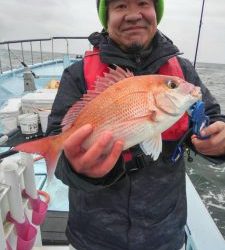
149, 109, 157, 122
148, 94, 158, 122
139, 134, 162, 160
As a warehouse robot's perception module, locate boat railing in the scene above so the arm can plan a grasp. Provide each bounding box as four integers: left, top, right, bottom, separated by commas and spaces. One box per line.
0, 36, 89, 74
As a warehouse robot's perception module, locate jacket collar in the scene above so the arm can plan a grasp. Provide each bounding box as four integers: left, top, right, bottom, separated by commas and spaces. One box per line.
88, 30, 181, 74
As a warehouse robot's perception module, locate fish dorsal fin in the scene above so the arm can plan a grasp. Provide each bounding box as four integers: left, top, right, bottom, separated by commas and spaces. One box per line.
61, 66, 133, 132
95, 66, 134, 91
140, 134, 162, 160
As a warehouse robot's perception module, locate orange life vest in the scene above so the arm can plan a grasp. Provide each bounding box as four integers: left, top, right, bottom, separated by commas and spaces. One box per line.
83, 48, 189, 141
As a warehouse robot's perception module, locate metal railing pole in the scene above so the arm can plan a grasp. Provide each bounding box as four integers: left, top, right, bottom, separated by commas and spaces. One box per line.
51, 38, 54, 61
40, 41, 43, 63
21, 42, 24, 62
0, 36, 89, 72
65, 39, 69, 56
7, 44, 12, 71
30, 41, 34, 65
0, 57, 2, 74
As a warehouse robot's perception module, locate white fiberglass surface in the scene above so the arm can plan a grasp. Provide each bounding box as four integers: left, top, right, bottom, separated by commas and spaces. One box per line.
42, 177, 69, 212
0, 76, 24, 105
32, 62, 64, 76
34, 159, 69, 212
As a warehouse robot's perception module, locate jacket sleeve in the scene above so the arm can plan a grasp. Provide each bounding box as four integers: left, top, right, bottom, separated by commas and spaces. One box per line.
46, 60, 125, 192
178, 57, 225, 163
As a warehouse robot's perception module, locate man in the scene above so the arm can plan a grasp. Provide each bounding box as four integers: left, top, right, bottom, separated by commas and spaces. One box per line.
47, 0, 225, 249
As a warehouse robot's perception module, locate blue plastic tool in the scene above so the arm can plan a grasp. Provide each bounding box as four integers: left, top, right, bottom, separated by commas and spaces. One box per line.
188, 100, 209, 139
171, 100, 209, 163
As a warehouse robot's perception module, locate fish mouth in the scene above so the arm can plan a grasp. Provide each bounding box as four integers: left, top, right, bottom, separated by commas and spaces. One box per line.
190, 86, 202, 99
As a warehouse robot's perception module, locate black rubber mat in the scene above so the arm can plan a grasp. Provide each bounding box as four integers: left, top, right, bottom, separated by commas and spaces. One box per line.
40, 210, 69, 245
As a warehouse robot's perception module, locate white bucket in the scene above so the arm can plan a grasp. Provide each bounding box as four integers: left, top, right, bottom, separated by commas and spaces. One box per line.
18, 113, 39, 135
0, 116, 18, 134
38, 110, 51, 133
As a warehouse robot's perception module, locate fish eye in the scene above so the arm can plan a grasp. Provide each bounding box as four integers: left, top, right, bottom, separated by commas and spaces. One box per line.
167, 79, 177, 89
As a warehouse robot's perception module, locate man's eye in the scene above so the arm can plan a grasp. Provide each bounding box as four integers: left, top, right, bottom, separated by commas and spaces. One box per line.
115, 4, 127, 9
138, 1, 150, 7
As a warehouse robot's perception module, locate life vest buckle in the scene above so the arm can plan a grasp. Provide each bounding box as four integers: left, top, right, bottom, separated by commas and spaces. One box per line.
170, 100, 210, 164
122, 151, 144, 174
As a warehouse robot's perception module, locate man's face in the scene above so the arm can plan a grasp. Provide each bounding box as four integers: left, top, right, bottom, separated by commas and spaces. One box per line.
107, 0, 157, 51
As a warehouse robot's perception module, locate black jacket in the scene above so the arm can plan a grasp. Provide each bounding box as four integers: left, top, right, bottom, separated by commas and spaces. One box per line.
46, 31, 225, 250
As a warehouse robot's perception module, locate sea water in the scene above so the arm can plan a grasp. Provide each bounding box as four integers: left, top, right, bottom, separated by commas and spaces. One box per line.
186, 62, 225, 237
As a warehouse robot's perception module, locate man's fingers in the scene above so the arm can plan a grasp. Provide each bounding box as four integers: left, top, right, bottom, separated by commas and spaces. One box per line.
84, 140, 124, 178
99, 140, 124, 173
80, 131, 113, 168
63, 126, 124, 177
191, 132, 225, 156
64, 124, 93, 155
200, 121, 224, 137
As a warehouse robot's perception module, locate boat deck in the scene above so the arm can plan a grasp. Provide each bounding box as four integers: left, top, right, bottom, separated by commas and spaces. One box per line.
41, 211, 68, 245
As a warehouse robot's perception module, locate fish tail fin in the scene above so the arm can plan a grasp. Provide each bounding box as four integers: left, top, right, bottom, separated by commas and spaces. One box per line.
14, 135, 62, 177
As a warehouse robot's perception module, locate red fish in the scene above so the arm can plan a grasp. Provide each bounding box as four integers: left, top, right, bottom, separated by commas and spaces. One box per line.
14, 67, 201, 176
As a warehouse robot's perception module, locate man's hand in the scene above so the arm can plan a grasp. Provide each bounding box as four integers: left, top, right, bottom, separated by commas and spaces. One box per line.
191, 121, 225, 156
63, 124, 124, 178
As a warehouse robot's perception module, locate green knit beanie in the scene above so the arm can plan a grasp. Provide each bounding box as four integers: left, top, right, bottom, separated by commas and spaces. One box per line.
96, 0, 164, 29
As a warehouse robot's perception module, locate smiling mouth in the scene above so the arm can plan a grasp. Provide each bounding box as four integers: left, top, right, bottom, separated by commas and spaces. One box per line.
122, 26, 145, 32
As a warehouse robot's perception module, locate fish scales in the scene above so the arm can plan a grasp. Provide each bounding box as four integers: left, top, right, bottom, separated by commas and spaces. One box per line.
73, 77, 151, 130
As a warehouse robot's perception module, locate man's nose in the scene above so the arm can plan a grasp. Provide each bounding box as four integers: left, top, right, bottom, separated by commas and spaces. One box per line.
124, 10, 142, 22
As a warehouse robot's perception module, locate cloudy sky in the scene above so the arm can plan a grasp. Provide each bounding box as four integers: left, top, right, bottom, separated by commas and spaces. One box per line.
0, 0, 224, 64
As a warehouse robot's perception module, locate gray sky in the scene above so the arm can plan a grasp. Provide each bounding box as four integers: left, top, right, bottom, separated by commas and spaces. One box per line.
0, 0, 224, 64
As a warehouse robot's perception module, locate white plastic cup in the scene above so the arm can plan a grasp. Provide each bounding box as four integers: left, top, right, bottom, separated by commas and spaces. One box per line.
18, 113, 38, 135
0, 116, 18, 134
38, 110, 51, 133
